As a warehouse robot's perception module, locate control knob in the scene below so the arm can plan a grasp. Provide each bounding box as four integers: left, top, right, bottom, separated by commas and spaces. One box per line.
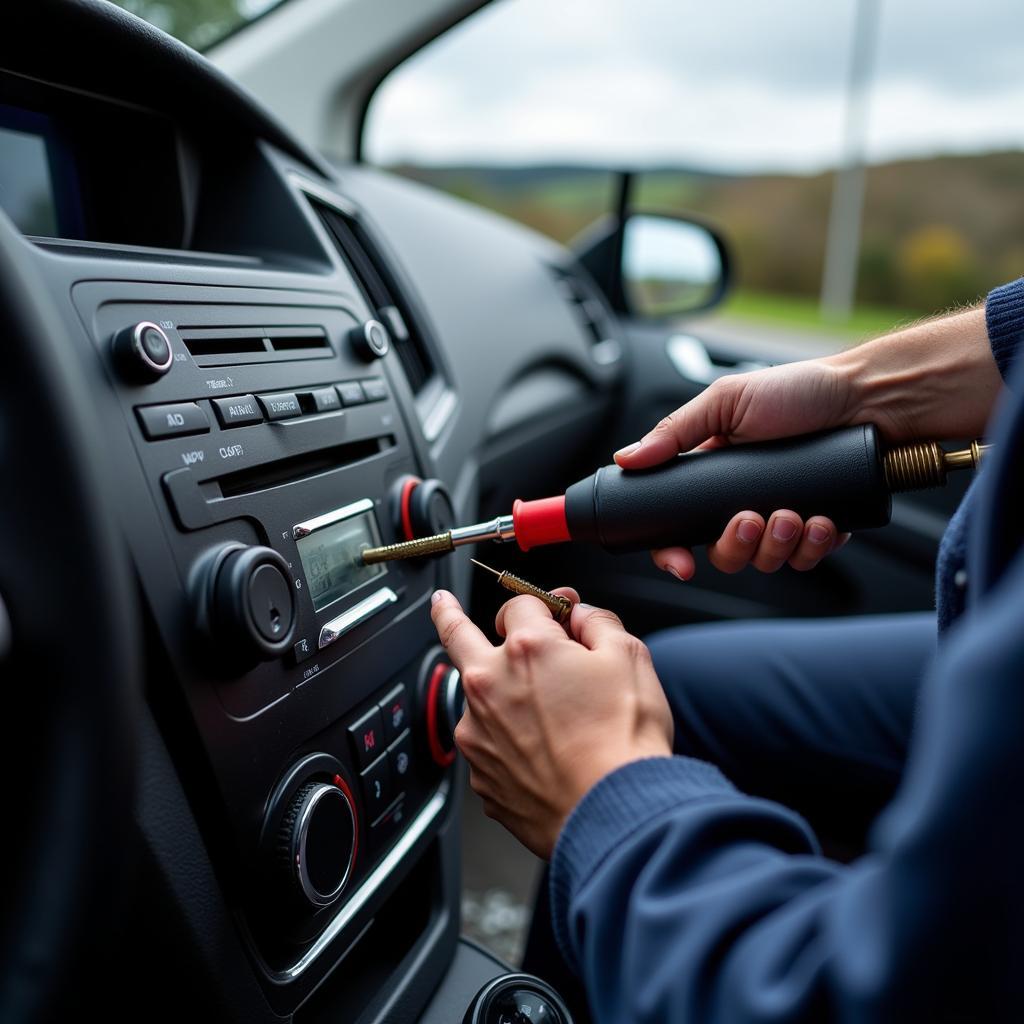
425, 661, 464, 766
195, 544, 296, 662
277, 778, 358, 907
111, 321, 173, 382
393, 475, 456, 542
464, 973, 573, 1024
348, 318, 390, 361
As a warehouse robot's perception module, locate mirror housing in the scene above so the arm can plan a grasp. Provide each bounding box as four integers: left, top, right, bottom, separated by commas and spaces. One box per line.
573, 196, 732, 321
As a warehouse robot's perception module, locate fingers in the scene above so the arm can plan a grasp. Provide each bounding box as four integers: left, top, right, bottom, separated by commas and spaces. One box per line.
706, 511, 767, 573
788, 517, 840, 571
704, 510, 842, 574
750, 510, 805, 572
569, 602, 630, 651
651, 547, 696, 581
614, 379, 737, 469
430, 590, 494, 667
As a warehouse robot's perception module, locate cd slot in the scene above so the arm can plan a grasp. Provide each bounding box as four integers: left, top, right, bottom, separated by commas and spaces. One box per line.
180, 325, 331, 366
217, 436, 395, 498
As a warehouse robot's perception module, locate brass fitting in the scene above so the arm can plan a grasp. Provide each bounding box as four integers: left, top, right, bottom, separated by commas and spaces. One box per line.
362, 532, 454, 564
471, 559, 574, 623
883, 440, 989, 493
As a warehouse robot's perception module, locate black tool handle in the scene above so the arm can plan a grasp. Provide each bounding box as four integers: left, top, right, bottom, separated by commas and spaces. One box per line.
564, 424, 892, 553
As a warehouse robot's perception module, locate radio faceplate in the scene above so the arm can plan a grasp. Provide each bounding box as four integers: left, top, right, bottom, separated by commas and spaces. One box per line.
74, 280, 456, 992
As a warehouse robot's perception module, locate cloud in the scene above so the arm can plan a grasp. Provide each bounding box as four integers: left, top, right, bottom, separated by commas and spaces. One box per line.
364, 0, 1024, 171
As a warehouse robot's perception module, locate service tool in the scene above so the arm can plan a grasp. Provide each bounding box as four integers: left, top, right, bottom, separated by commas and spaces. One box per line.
362, 425, 988, 563
470, 559, 574, 624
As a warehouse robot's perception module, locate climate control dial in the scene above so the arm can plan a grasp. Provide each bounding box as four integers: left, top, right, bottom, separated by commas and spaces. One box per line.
278, 778, 358, 907
426, 662, 464, 766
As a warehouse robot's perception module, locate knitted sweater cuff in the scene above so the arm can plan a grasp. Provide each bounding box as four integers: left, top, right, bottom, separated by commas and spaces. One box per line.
985, 277, 1024, 382
549, 755, 735, 966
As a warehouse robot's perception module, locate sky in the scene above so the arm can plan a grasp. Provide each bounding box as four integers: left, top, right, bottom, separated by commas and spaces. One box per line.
365, 0, 1024, 173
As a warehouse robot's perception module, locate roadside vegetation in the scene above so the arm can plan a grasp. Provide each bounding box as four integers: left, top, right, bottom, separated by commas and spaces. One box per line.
395, 151, 1024, 328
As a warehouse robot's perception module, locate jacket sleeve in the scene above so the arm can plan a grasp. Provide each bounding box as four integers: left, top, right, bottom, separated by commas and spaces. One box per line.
985, 276, 1024, 381
550, 548, 1024, 1023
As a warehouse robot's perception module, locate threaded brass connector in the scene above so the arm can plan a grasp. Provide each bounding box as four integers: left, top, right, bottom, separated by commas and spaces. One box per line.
362, 532, 454, 564
884, 440, 989, 493
471, 559, 574, 623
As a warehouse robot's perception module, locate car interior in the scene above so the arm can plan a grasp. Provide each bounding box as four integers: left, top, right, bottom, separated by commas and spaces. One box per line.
0, 2, 964, 1021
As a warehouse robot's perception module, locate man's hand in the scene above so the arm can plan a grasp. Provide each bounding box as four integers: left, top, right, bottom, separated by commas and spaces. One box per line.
430, 588, 673, 860
614, 305, 997, 581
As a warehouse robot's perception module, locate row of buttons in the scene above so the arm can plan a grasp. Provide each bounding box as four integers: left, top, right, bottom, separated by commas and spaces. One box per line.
134, 377, 389, 440
347, 684, 412, 825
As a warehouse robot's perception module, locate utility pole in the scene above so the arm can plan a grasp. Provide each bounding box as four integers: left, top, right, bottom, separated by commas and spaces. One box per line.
820, 0, 882, 322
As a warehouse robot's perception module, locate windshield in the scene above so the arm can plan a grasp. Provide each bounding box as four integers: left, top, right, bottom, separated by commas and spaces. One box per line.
108, 0, 287, 51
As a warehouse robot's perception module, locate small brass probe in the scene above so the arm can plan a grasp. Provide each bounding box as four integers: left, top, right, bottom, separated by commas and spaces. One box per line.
470, 559, 574, 624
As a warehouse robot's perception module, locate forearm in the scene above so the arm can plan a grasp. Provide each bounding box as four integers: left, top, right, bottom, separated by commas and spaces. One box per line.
827, 305, 1000, 441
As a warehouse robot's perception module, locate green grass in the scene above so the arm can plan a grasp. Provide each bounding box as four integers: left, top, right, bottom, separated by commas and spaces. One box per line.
720, 290, 924, 341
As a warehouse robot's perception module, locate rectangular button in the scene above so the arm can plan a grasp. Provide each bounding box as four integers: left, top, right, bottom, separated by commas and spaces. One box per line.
348, 707, 385, 769
256, 391, 301, 420
388, 730, 413, 791
292, 636, 315, 663
212, 394, 263, 428
361, 377, 388, 402
360, 754, 392, 824
136, 402, 210, 440
309, 386, 342, 413
379, 684, 409, 744
336, 381, 366, 407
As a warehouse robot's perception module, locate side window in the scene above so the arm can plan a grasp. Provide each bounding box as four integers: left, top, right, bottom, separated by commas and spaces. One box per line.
364, 0, 1023, 335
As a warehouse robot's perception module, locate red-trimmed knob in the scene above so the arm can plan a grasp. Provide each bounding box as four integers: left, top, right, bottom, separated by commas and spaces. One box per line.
277, 777, 358, 907
393, 476, 455, 542
426, 662, 463, 766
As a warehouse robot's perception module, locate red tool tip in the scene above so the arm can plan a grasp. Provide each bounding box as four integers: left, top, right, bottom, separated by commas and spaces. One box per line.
512, 495, 570, 551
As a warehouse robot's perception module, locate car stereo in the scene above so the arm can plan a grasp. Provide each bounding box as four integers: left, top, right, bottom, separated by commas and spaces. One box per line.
74, 277, 462, 1002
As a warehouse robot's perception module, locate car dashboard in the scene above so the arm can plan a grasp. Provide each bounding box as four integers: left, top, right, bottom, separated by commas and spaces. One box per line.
1, 4, 622, 1021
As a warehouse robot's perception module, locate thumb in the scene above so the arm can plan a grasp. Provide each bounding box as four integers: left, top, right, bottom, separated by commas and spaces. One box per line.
570, 603, 631, 650
614, 378, 737, 469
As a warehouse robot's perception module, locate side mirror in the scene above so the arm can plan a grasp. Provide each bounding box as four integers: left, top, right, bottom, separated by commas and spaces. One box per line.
620, 214, 729, 318
572, 172, 733, 322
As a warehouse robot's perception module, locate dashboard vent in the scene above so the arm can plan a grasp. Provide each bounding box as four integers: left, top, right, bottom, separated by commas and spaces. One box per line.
311, 201, 436, 395
549, 264, 621, 365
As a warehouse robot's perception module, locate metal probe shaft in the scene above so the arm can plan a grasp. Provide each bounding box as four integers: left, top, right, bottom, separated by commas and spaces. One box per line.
470, 559, 574, 624
362, 514, 515, 565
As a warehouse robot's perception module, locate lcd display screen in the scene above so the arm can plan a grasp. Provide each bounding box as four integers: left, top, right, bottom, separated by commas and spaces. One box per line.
296, 510, 386, 612
0, 104, 81, 238
0, 115, 57, 235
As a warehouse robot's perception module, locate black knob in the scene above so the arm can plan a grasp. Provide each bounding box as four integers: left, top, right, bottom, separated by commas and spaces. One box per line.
277, 779, 357, 907
348, 319, 390, 361
426, 661, 464, 766
112, 321, 173, 381
196, 544, 296, 661
409, 478, 455, 537
464, 974, 573, 1024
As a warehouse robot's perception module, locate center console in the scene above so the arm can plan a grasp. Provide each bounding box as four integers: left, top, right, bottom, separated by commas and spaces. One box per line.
75, 277, 466, 1010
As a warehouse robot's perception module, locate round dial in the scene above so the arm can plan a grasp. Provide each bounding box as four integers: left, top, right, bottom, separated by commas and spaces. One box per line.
348, 318, 390, 361
464, 974, 572, 1024
111, 321, 173, 381
195, 544, 296, 662
278, 779, 358, 907
426, 661, 464, 766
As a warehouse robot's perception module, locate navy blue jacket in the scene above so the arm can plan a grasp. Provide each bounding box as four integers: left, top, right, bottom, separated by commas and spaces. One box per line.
550, 278, 1024, 1021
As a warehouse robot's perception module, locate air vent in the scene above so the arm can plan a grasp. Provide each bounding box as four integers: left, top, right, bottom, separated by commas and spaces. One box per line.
549, 264, 621, 365
180, 326, 330, 367
311, 200, 436, 395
